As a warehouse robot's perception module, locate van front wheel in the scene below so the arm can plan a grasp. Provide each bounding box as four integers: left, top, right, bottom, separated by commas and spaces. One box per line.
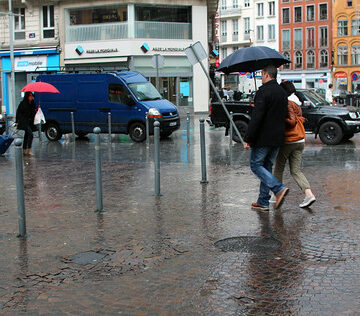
45, 122, 62, 141
129, 122, 146, 142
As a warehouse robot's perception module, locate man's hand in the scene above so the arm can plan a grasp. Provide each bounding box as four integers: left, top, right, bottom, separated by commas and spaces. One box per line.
243, 141, 250, 150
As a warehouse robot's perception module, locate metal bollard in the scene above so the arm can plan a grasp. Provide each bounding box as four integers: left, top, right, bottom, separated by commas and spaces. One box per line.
71, 112, 75, 140
199, 118, 208, 184
154, 121, 160, 196
15, 139, 26, 237
146, 112, 150, 148
94, 127, 103, 212
229, 111, 233, 146
108, 112, 112, 143
5, 113, 9, 135
186, 112, 190, 145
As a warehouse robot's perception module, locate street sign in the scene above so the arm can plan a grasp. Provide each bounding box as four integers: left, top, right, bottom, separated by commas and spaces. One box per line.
151, 54, 164, 69
185, 41, 207, 65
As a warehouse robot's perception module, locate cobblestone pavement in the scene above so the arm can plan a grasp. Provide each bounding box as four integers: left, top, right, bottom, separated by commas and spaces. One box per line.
0, 114, 360, 315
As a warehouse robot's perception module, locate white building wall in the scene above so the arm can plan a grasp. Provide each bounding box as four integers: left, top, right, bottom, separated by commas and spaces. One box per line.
192, 5, 210, 112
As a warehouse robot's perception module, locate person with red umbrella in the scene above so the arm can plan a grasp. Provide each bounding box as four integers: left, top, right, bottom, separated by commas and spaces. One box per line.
15, 92, 37, 156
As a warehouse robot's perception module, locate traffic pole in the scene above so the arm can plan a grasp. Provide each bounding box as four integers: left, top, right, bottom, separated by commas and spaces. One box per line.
154, 121, 160, 195
199, 118, 208, 184
94, 127, 103, 212
15, 139, 26, 237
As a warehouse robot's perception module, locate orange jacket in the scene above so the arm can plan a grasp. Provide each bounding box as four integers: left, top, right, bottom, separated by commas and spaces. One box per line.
284, 99, 306, 142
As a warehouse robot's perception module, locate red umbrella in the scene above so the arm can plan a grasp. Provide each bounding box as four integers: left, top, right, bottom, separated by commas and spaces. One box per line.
21, 81, 60, 93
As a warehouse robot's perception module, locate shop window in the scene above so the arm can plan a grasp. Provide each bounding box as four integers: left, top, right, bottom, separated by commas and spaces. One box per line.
338, 46, 348, 65
43, 5, 55, 38
70, 6, 128, 25
135, 5, 191, 23
14, 8, 25, 40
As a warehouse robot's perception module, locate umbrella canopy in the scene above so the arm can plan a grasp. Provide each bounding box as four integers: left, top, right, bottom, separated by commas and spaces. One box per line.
21, 82, 60, 93
217, 46, 291, 74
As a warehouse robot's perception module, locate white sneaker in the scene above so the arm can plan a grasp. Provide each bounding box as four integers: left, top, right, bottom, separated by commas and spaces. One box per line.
299, 195, 316, 208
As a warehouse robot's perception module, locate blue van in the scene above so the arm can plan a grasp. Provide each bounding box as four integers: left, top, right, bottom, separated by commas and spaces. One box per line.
36, 72, 180, 142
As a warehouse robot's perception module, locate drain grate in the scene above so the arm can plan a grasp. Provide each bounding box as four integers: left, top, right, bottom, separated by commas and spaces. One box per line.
214, 236, 282, 253
70, 251, 107, 265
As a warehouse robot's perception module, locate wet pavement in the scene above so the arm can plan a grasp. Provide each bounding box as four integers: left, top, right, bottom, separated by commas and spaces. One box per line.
1, 111, 360, 315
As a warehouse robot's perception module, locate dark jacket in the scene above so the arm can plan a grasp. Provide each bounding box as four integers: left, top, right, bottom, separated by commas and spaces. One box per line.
244, 79, 288, 147
16, 99, 37, 131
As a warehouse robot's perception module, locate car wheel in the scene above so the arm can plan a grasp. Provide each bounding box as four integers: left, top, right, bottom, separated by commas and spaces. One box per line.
319, 121, 343, 145
129, 122, 146, 142
45, 122, 62, 141
232, 120, 248, 143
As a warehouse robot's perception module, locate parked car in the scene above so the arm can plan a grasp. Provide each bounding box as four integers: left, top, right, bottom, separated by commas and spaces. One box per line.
208, 89, 360, 145
36, 72, 180, 142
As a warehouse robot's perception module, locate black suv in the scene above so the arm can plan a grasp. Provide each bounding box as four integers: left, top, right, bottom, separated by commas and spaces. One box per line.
209, 89, 360, 145
296, 89, 360, 144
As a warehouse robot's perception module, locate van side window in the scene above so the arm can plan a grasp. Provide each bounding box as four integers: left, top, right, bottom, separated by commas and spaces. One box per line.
109, 84, 131, 104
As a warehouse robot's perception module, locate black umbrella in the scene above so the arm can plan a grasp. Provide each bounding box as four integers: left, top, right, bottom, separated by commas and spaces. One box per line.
217, 46, 291, 90
217, 46, 290, 73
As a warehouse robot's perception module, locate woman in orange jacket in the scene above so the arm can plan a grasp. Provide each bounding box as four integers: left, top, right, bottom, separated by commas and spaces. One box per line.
273, 81, 316, 208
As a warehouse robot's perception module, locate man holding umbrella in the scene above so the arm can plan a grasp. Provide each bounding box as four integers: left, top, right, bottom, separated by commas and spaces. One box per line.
243, 65, 289, 211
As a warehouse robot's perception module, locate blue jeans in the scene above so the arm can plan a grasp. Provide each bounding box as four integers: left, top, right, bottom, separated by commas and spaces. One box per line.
250, 146, 286, 207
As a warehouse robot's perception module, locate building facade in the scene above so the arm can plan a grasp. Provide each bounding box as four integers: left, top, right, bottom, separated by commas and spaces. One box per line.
1, 0, 218, 115
0, 1, 61, 116
217, 0, 279, 92
278, 0, 333, 90
332, 0, 360, 93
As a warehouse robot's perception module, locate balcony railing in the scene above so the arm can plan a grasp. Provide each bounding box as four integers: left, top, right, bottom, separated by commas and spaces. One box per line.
282, 41, 290, 50
232, 34, 238, 41
220, 8, 242, 16
244, 33, 250, 40
294, 40, 302, 49
221, 35, 227, 42
66, 22, 128, 42
135, 21, 191, 39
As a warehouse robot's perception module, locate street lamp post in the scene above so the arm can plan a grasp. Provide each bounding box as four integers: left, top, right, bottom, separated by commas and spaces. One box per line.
9, 0, 15, 121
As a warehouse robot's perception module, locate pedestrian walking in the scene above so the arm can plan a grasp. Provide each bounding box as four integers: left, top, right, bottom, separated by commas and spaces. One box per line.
273, 81, 316, 208
326, 83, 334, 105
243, 65, 289, 211
16, 92, 37, 156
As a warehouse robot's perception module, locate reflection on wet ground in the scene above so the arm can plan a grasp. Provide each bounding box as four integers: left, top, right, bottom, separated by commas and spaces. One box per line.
0, 115, 360, 314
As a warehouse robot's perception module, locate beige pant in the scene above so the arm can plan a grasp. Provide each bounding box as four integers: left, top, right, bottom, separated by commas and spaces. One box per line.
273, 142, 310, 192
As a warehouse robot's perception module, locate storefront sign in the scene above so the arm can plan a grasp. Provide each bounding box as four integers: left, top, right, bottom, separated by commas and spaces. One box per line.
153, 47, 185, 52
86, 48, 118, 54
334, 72, 347, 78
15, 55, 47, 71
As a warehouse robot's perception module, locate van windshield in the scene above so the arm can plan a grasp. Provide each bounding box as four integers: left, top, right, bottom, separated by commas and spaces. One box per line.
128, 82, 162, 101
